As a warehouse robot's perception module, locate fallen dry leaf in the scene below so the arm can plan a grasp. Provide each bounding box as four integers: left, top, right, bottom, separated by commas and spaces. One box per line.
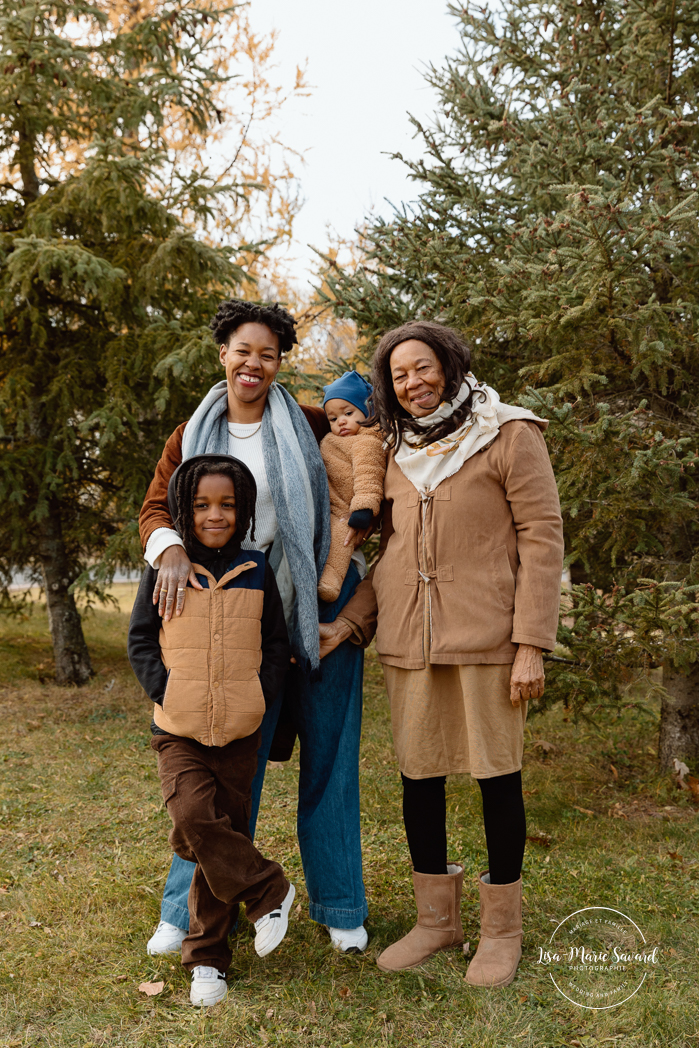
674, 759, 690, 791
667, 851, 683, 863
308, 1001, 317, 1015
533, 740, 555, 754
338, 986, 351, 999
573, 805, 596, 816
686, 775, 699, 800
527, 831, 553, 847
266, 1007, 275, 1018
462, 941, 470, 956
609, 763, 619, 780
138, 980, 164, 997
115, 975, 128, 982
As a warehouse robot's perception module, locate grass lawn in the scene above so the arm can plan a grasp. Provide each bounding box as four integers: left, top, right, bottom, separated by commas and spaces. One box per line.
0, 594, 696, 1046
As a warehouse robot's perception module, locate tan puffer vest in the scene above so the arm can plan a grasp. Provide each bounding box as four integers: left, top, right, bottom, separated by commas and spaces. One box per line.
153, 559, 266, 746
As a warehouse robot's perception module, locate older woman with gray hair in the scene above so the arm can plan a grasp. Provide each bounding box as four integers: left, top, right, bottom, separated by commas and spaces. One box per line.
321, 320, 564, 987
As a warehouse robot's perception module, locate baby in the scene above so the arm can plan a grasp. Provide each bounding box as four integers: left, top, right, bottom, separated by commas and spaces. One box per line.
317, 371, 386, 602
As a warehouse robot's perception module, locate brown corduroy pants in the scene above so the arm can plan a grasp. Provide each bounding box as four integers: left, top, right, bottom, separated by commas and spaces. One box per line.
151, 731, 289, 973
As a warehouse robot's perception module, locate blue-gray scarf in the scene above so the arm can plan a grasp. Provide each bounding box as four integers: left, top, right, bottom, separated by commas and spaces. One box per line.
181, 380, 331, 674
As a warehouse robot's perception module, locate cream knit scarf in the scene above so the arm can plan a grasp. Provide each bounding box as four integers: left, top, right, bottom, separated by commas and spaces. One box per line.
393, 374, 546, 495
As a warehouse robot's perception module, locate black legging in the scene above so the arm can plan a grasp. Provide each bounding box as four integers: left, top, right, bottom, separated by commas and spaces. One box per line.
401, 771, 526, 884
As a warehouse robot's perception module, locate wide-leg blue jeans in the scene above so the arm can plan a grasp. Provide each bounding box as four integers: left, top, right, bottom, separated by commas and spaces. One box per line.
158, 564, 368, 931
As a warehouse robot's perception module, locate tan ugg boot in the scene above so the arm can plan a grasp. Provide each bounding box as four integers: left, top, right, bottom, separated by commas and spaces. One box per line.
376, 864, 463, 972
464, 871, 522, 988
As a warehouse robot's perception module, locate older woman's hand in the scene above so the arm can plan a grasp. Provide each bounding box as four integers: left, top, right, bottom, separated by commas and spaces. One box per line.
319, 619, 353, 659
341, 518, 376, 549
510, 644, 545, 706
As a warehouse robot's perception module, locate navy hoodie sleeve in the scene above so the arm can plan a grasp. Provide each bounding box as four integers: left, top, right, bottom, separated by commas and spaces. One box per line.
259, 561, 291, 705
127, 567, 167, 705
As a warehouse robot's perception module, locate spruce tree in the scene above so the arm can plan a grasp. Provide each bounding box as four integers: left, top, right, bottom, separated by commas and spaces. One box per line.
325, 0, 699, 766
0, 1, 257, 683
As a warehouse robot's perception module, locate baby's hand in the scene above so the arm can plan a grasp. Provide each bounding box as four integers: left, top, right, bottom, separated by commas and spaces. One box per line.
347, 508, 373, 530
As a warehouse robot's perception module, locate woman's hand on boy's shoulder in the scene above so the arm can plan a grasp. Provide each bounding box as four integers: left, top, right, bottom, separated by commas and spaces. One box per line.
154, 546, 204, 621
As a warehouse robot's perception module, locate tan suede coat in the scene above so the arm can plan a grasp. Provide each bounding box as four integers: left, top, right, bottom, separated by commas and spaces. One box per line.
339, 420, 564, 668
154, 560, 266, 746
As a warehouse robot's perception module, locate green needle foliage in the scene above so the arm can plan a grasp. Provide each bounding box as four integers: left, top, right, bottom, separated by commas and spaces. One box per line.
323, 0, 699, 765
0, 1, 256, 684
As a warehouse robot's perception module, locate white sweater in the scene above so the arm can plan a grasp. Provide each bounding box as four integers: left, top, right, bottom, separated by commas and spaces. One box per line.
145, 422, 277, 566
144, 421, 366, 579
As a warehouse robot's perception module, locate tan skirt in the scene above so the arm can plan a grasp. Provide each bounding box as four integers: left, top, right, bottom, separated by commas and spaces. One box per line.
382, 660, 527, 779
382, 583, 527, 779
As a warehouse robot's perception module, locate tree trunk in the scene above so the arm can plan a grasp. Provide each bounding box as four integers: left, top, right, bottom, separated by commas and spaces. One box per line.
38, 504, 93, 685
658, 663, 699, 770
17, 124, 40, 201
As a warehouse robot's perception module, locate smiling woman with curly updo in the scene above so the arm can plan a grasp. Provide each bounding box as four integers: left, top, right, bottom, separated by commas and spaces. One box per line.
135, 299, 372, 963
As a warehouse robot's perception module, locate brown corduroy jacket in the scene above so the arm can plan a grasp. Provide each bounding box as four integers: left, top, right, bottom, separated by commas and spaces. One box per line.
338, 420, 565, 668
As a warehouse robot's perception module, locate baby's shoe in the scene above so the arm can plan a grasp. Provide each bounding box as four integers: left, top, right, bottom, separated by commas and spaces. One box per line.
326, 924, 368, 953
147, 920, 186, 956
190, 966, 227, 1007
318, 567, 343, 603
254, 883, 295, 957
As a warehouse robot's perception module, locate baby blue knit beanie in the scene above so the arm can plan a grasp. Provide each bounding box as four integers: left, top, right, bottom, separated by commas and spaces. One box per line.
322, 370, 373, 416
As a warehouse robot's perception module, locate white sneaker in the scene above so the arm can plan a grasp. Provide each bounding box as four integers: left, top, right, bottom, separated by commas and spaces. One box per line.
190, 965, 227, 1007
146, 920, 187, 956
254, 883, 295, 958
326, 925, 369, 953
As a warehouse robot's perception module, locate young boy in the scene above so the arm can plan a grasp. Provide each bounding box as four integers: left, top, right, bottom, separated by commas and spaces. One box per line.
317, 371, 386, 602
128, 454, 294, 1008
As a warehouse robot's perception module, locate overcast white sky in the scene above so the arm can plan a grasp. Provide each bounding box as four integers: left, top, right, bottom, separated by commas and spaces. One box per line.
246, 0, 460, 284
